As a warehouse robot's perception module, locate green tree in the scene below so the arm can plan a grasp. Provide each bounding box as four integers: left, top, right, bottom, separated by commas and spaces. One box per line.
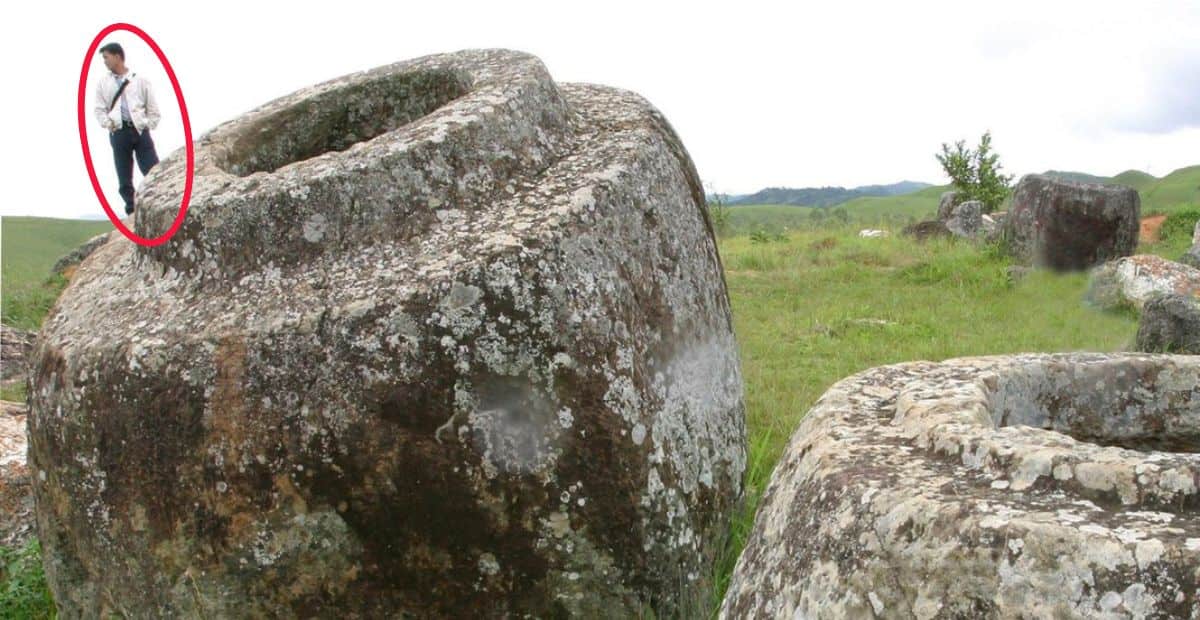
935, 131, 1014, 213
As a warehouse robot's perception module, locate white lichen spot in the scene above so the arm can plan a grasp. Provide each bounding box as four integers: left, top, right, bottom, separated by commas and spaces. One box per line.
546, 512, 571, 538
302, 213, 328, 243
1099, 591, 1122, 611
868, 591, 885, 615
478, 553, 500, 576
1052, 463, 1074, 481
631, 423, 647, 446
1134, 538, 1165, 569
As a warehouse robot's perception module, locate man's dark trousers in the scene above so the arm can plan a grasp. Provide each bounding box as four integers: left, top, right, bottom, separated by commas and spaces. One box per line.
109, 120, 159, 214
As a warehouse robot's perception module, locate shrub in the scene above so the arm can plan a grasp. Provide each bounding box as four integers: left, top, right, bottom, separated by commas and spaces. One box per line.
1159, 209, 1200, 243
935, 131, 1014, 213
0, 539, 55, 619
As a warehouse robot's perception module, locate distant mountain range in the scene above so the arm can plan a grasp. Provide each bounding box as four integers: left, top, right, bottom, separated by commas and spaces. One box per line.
713, 181, 933, 208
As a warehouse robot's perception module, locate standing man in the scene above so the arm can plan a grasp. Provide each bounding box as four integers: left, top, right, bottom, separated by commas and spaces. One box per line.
93, 42, 161, 215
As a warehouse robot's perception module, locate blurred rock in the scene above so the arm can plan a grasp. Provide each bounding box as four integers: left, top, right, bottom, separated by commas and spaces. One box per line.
1005, 174, 1139, 271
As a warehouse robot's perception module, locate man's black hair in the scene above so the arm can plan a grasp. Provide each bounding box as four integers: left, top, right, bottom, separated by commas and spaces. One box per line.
99, 42, 125, 61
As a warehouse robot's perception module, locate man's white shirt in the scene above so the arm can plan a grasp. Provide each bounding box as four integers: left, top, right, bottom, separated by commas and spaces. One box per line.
93, 69, 161, 133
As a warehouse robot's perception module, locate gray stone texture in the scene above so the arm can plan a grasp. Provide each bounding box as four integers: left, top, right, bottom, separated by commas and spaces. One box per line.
936, 190, 961, 221
1005, 174, 1139, 271
945, 200, 984, 239
723, 353, 1200, 619
29, 49, 746, 618
1136, 294, 1200, 354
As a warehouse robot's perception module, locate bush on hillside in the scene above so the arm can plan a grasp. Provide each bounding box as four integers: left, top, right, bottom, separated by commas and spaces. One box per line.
935, 131, 1014, 213
1159, 209, 1200, 243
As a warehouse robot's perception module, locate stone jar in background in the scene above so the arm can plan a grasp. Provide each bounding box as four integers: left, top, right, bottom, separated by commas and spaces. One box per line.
1004, 174, 1139, 271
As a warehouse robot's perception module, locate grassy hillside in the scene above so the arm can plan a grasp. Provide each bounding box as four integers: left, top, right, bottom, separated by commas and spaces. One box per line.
723, 204, 814, 233
837, 184, 949, 222
722, 185, 951, 234
1142, 165, 1200, 214
727, 165, 1199, 232
1, 216, 112, 330
726, 181, 931, 207
1111, 169, 1158, 191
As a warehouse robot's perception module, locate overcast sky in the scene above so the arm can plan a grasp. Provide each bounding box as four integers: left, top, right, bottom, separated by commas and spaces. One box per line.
4, 0, 1199, 219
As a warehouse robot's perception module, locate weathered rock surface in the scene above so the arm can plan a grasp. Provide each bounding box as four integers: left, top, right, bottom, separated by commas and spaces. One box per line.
722, 353, 1200, 619
902, 219, 952, 242
1136, 293, 1200, 354
1183, 220, 1200, 269
51, 233, 113, 276
29, 49, 746, 618
945, 199, 984, 239
1, 324, 34, 382
1005, 174, 1139, 271
936, 190, 961, 221
1087, 254, 1200, 311
1182, 246, 1200, 269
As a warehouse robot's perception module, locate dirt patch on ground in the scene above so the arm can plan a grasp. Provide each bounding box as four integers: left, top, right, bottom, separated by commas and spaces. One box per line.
1141, 214, 1167, 244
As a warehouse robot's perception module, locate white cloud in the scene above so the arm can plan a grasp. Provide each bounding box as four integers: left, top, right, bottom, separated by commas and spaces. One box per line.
2, 0, 1199, 220
1110, 50, 1200, 134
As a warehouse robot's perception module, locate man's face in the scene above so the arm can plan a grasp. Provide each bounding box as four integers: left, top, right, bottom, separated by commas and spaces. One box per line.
101, 51, 121, 72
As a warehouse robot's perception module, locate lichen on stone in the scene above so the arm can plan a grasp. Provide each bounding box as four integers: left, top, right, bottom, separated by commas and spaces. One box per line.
723, 353, 1199, 619
30, 48, 745, 618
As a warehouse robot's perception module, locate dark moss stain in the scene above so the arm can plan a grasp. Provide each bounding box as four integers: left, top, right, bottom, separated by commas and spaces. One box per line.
87, 370, 207, 540
552, 362, 646, 566
287, 331, 555, 616
1038, 197, 1126, 271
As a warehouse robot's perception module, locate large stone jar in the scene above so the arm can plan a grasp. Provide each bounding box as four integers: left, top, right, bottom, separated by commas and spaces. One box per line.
30, 49, 746, 618
723, 353, 1199, 619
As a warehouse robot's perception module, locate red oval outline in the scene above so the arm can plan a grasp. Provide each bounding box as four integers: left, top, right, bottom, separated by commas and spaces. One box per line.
78, 22, 193, 247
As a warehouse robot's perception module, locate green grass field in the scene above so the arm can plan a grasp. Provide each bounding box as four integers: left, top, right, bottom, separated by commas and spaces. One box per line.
722, 185, 949, 234
0, 207, 1196, 617
1, 216, 112, 330
836, 183, 950, 221
702, 225, 1196, 612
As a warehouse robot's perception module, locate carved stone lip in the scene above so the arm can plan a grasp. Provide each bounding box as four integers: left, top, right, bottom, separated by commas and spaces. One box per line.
32, 49, 743, 617
892, 353, 1200, 507
723, 352, 1200, 619
133, 49, 576, 278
